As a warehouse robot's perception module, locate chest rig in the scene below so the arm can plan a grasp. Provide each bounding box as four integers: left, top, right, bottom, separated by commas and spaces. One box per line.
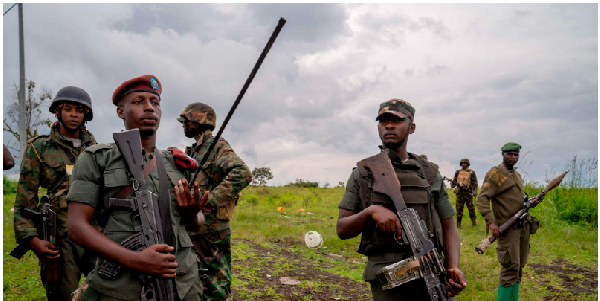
356, 152, 444, 256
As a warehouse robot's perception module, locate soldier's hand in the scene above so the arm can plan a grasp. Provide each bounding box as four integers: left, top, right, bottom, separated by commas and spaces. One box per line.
134, 244, 177, 278
489, 223, 501, 237
368, 204, 402, 240
446, 268, 467, 296
29, 236, 60, 261
174, 179, 209, 214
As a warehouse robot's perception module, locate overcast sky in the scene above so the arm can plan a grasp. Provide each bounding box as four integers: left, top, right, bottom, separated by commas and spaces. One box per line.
3, 3, 598, 187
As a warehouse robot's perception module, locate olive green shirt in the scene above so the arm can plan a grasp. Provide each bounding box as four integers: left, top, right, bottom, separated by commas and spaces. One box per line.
66, 143, 198, 301
477, 163, 526, 226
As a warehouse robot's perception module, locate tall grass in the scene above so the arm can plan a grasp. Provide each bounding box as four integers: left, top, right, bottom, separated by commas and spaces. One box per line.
523, 156, 598, 227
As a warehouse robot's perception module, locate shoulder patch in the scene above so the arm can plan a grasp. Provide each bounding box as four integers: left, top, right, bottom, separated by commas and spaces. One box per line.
485, 166, 507, 187
84, 143, 115, 153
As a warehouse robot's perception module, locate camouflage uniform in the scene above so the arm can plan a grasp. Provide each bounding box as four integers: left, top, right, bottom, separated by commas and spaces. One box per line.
452, 160, 478, 226
178, 103, 252, 300
13, 123, 96, 300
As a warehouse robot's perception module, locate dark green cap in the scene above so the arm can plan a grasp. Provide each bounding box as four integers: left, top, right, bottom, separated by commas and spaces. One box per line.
501, 142, 521, 152
376, 99, 415, 121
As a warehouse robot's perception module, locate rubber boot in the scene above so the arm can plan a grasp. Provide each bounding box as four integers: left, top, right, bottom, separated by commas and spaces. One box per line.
457, 218, 462, 229
498, 285, 514, 301
512, 282, 520, 301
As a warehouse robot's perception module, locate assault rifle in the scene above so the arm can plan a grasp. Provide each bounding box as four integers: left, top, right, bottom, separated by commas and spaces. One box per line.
10, 203, 58, 301
442, 176, 474, 196
107, 129, 175, 301
475, 170, 569, 254
366, 152, 449, 300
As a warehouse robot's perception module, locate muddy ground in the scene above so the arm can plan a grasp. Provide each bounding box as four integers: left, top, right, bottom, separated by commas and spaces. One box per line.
529, 258, 598, 301
230, 239, 597, 300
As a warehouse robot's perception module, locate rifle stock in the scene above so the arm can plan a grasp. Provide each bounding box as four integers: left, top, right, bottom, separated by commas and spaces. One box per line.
475, 170, 569, 254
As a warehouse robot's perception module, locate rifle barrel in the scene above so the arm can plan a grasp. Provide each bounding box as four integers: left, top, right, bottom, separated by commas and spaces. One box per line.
195, 18, 286, 171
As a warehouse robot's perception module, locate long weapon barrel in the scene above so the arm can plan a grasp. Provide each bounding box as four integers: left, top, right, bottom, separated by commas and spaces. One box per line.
475, 170, 569, 254
192, 17, 286, 181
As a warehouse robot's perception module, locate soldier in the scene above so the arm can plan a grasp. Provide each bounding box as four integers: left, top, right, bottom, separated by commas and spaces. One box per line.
336, 99, 467, 300
13, 86, 96, 300
450, 158, 478, 228
477, 142, 534, 301
177, 102, 252, 300
66, 75, 205, 300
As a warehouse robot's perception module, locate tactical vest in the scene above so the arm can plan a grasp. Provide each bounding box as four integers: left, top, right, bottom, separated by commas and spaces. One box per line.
356, 154, 444, 257
457, 169, 473, 187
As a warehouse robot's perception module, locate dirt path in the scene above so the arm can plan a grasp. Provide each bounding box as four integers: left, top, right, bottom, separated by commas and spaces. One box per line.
231, 238, 370, 300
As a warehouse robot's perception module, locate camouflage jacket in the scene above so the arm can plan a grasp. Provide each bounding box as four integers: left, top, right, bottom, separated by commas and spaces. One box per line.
186, 130, 252, 234
13, 124, 96, 242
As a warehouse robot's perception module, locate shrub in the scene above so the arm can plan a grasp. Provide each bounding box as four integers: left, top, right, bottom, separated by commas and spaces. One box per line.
3, 176, 17, 194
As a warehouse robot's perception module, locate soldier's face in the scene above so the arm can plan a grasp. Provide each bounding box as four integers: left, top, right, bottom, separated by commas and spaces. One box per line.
183, 120, 200, 138
60, 103, 86, 132
502, 151, 519, 166
117, 92, 162, 136
377, 113, 415, 148
461, 162, 468, 169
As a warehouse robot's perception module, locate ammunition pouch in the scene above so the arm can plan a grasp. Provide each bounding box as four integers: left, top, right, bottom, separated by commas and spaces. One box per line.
529, 216, 540, 234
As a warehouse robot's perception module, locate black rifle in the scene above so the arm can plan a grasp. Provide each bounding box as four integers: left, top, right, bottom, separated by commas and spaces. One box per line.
10, 203, 58, 301
110, 129, 175, 301
442, 176, 474, 196
191, 18, 286, 180
366, 153, 449, 300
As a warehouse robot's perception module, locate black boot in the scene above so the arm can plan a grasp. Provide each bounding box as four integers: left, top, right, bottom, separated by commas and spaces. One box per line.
472, 219, 477, 227
457, 218, 462, 229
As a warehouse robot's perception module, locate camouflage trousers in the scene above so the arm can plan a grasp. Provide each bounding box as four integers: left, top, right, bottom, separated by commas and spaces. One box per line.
191, 229, 232, 301
497, 222, 531, 287
455, 193, 476, 222
42, 234, 95, 301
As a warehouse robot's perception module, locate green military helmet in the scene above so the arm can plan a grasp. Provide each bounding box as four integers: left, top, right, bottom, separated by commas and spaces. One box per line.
49, 86, 93, 121
177, 102, 217, 130
460, 158, 470, 166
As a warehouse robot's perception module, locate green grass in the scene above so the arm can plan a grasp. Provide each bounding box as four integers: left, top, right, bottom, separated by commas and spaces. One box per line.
3, 182, 597, 300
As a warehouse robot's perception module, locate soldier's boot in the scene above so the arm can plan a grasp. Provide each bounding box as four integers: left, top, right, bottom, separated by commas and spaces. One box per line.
457, 218, 462, 229
498, 285, 515, 301
512, 282, 520, 301
472, 218, 477, 227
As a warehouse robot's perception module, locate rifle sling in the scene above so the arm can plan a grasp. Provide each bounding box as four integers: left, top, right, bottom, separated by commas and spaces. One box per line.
116, 156, 157, 199
154, 149, 173, 247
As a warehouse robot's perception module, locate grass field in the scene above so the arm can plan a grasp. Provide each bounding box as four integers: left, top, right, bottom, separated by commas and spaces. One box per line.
3, 182, 597, 300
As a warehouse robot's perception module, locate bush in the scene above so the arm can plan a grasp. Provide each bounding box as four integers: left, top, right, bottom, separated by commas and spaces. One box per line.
287, 179, 318, 188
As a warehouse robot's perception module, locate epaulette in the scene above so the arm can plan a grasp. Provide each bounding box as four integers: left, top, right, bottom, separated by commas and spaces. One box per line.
84, 143, 115, 153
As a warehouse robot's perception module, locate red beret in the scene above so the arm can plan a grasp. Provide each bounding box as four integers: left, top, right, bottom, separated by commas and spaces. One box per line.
112, 75, 162, 106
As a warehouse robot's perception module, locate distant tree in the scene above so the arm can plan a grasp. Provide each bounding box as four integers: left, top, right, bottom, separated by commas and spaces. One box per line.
3, 80, 53, 152
287, 179, 319, 188
323, 182, 330, 188
338, 181, 345, 188
251, 167, 273, 186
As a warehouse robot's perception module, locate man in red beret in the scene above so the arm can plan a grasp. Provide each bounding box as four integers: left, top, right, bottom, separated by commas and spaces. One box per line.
67, 75, 206, 300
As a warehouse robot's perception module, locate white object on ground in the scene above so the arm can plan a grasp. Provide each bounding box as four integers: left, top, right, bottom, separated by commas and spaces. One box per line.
280, 277, 301, 285
304, 231, 324, 248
